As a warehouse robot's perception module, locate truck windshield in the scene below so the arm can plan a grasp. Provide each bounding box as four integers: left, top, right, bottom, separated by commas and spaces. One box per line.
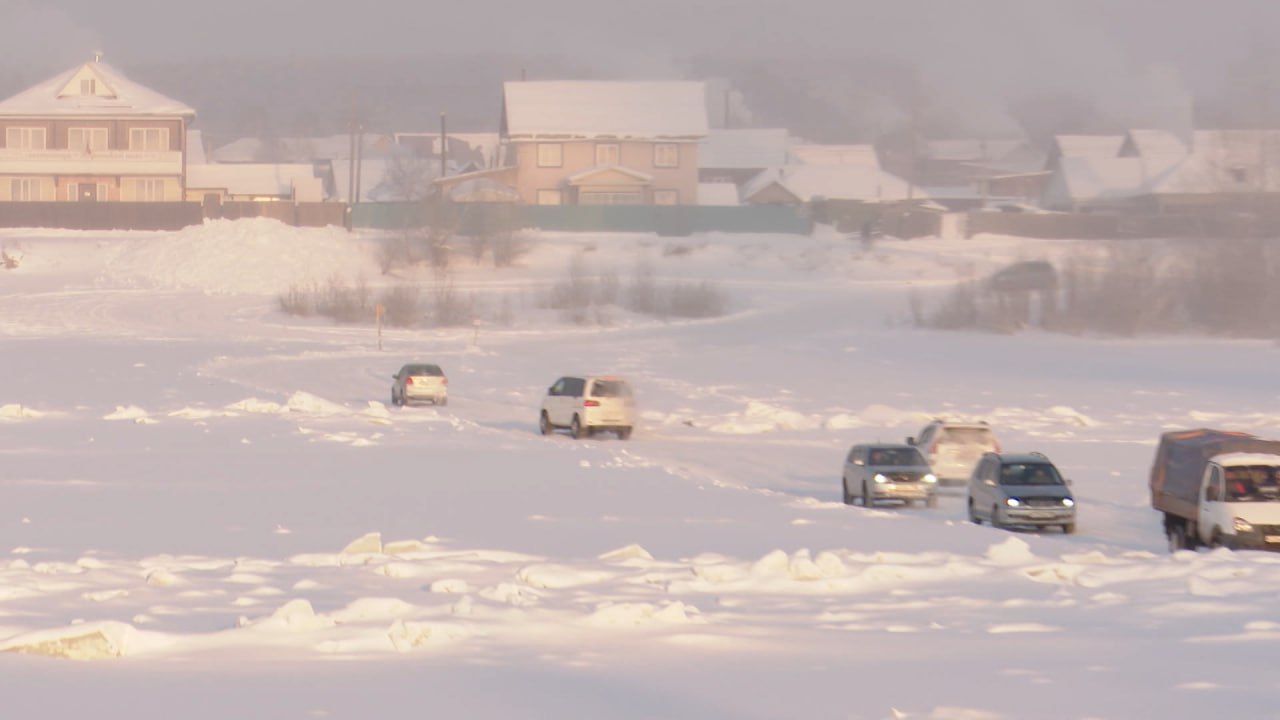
999, 463, 1064, 486
1225, 466, 1280, 502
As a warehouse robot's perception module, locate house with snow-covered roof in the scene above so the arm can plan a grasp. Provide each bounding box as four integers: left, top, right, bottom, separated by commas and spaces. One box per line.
0, 58, 195, 203
496, 81, 708, 205
698, 128, 791, 185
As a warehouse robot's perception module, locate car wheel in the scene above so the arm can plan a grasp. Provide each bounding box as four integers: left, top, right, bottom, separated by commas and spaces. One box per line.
991, 505, 1003, 529
1062, 523, 1076, 535
842, 479, 853, 505
539, 411, 552, 436
617, 426, 632, 440
392, 389, 403, 407
570, 415, 585, 440
968, 499, 981, 524
1168, 524, 1188, 552
861, 481, 872, 508
1209, 528, 1223, 549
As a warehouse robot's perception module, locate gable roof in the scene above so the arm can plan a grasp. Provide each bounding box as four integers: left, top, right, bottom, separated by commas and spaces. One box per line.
186, 163, 323, 199
742, 164, 917, 203
787, 144, 881, 170
1051, 134, 1125, 159
502, 81, 708, 141
1119, 129, 1187, 159
0, 61, 195, 118
699, 128, 791, 170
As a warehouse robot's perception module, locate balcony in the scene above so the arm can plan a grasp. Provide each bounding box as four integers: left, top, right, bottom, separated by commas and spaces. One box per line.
0, 148, 183, 176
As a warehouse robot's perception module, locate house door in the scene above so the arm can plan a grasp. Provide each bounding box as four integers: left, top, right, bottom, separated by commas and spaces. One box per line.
73, 183, 104, 202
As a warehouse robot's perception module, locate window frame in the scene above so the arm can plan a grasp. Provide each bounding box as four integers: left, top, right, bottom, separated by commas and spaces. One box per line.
10, 178, 43, 201
653, 143, 679, 168
133, 178, 166, 202
536, 142, 563, 168
68, 127, 109, 152
6, 127, 47, 150
595, 143, 620, 166
129, 127, 170, 152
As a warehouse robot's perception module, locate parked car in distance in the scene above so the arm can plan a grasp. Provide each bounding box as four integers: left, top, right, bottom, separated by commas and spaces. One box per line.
391, 363, 448, 407
908, 420, 1000, 485
842, 443, 938, 508
540, 376, 634, 440
968, 452, 1076, 533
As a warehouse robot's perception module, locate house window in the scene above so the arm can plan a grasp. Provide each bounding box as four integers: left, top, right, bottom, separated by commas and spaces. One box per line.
68, 128, 109, 152
10, 178, 44, 201
133, 178, 166, 202
536, 143, 562, 168
81, 78, 96, 95
653, 190, 678, 205
6, 127, 47, 150
129, 128, 169, 152
580, 191, 643, 205
595, 143, 620, 166
654, 143, 679, 168
536, 189, 562, 205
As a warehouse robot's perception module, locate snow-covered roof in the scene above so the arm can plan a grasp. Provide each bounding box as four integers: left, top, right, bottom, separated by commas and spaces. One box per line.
1042, 156, 1147, 207
566, 165, 654, 185
699, 129, 791, 170
1120, 129, 1187, 159
186, 164, 322, 199
742, 164, 917, 203
502, 81, 708, 141
0, 61, 195, 118
787, 144, 881, 170
697, 182, 741, 206
1052, 135, 1125, 159
1147, 129, 1280, 195
212, 134, 393, 164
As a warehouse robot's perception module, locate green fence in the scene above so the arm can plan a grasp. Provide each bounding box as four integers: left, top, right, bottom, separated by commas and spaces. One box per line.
351, 202, 813, 236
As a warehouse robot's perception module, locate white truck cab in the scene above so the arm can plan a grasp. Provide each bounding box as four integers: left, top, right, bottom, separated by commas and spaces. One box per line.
1195, 453, 1280, 549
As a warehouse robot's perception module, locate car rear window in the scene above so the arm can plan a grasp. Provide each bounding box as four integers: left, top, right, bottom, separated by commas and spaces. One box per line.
589, 380, 632, 398
867, 447, 926, 466
940, 427, 995, 445
407, 365, 443, 376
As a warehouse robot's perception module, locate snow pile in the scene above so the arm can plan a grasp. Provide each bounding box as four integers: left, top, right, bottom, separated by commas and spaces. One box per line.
0, 403, 48, 420
102, 405, 157, 424
102, 218, 378, 295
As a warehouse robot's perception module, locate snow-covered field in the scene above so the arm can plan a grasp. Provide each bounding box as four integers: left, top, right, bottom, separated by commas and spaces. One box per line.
3, 219, 1280, 719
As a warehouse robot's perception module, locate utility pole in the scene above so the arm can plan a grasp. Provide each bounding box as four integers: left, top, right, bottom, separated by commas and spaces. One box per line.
354, 124, 364, 205
439, 112, 448, 179
347, 120, 356, 206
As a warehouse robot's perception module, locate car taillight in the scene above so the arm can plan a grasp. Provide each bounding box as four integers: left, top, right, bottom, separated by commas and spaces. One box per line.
442, 377, 448, 385
993, 440, 1002, 453
405, 377, 414, 385
584, 399, 600, 407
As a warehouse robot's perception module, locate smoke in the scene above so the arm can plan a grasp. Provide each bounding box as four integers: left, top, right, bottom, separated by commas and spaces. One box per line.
0, 2, 101, 72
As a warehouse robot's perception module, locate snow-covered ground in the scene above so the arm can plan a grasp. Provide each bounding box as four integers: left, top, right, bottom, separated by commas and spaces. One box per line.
3, 218, 1280, 719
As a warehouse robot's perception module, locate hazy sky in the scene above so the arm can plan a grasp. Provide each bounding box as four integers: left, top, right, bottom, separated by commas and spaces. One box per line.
5, 0, 1280, 136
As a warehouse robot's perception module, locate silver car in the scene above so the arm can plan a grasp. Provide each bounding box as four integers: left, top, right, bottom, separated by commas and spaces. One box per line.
842, 443, 939, 508
390, 363, 448, 407
967, 452, 1076, 533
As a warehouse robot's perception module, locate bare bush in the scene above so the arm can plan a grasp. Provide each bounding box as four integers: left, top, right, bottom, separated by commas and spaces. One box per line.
1, 246, 20, 269
429, 280, 476, 327
664, 281, 728, 318
377, 285, 421, 327
491, 232, 533, 268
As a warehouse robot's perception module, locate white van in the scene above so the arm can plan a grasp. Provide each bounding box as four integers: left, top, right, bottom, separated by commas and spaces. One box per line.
540, 376, 634, 440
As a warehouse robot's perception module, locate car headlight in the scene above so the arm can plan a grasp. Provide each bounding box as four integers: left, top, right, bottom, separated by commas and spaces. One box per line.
1234, 517, 1254, 533
1062, 498, 1075, 507
873, 473, 889, 484
1005, 498, 1021, 507
923, 474, 938, 484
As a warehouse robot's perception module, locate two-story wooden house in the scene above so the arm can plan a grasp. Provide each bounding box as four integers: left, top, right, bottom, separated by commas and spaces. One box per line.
0, 59, 195, 203
498, 81, 708, 205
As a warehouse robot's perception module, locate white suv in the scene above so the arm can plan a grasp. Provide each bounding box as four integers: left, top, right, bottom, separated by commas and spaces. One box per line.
540, 376, 635, 440
908, 420, 1000, 485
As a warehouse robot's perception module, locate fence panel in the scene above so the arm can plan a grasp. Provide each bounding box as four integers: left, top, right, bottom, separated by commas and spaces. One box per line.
0, 202, 203, 231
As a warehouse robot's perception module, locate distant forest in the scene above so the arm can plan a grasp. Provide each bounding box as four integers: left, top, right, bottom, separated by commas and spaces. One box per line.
0, 51, 1270, 150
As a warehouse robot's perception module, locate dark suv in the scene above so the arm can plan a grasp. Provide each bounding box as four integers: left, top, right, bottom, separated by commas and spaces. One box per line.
967, 452, 1076, 533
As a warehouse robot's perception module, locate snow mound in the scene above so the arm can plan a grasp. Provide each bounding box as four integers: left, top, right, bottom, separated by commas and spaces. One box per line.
0, 403, 47, 421
260, 599, 335, 632
0, 621, 151, 660
587, 601, 704, 627
103, 405, 156, 423
225, 397, 285, 414
598, 544, 655, 562
517, 564, 614, 589
711, 401, 821, 434
286, 392, 348, 417
1047, 406, 1097, 427
341, 532, 383, 555
985, 538, 1036, 566
102, 218, 377, 295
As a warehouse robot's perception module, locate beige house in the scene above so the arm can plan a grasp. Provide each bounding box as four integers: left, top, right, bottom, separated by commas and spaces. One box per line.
496, 81, 708, 206
0, 59, 195, 202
